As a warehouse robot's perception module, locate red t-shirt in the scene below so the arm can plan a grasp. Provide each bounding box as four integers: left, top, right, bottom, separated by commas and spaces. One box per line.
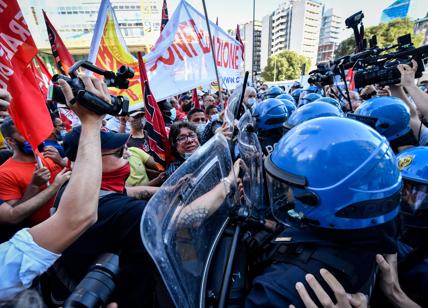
0, 156, 62, 225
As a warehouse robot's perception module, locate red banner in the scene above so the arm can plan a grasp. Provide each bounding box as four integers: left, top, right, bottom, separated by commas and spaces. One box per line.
0, 1, 54, 149
137, 51, 170, 169
160, 0, 169, 32
43, 10, 75, 74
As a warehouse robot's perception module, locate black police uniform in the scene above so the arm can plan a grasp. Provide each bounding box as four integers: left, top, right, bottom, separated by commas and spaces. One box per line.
246, 221, 398, 308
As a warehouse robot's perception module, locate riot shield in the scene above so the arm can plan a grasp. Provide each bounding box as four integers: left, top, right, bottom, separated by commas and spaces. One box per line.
141, 134, 235, 308
237, 110, 266, 219
224, 83, 244, 130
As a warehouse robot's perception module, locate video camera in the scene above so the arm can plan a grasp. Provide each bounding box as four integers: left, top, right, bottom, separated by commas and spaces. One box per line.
49, 60, 133, 116
306, 11, 428, 98
64, 253, 119, 308
308, 63, 335, 86
350, 34, 428, 88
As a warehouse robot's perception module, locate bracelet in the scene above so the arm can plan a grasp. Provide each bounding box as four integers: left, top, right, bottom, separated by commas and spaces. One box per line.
221, 177, 232, 195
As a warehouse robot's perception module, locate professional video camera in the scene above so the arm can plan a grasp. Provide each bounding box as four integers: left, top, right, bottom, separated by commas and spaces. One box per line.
64, 253, 119, 308
350, 34, 428, 88
308, 63, 335, 86
49, 60, 133, 116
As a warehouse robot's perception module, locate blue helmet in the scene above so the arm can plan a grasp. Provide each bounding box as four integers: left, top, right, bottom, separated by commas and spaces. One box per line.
291, 89, 303, 104
396, 147, 428, 241
299, 93, 322, 107
286, 101, 343, 129
265, 117, 402, 229
314, 97, 342, 110
276, 93, 296, 105
354, 96, 411, 142
264, 86, 283, 99
305, 85, 322, 94
253, 98, 289, 132
397, 147, 428, 184
278, 99, 297, 117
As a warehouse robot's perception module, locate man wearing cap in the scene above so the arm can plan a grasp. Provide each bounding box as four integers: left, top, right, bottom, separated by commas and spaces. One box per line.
55, 126, 166, 306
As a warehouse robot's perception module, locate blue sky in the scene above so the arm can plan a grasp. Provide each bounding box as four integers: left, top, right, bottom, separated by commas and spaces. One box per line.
167, 0, 428, 41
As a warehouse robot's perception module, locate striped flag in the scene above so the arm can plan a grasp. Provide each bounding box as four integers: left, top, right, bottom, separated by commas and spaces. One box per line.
137, 52, 170, 169
236, 24, 244, 61
160, 0, 169, 32
43, 10, 74, 74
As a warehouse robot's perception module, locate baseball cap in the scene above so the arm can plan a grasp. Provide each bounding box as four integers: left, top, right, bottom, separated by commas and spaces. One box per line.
63, 126, 130, 161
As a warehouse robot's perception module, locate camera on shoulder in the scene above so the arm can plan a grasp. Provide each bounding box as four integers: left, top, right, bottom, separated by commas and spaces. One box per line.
48, 60, 132, 116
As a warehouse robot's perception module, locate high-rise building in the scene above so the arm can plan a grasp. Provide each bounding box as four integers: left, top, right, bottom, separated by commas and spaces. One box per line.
240, 21, 262, 77
19, 0, 160, 56
414, 12, 428, 45
380, 0, 411, 23
269, 0, 323, 68
380, 0, 426, 23
317, 8, 342, 63
260, 14, 272, 72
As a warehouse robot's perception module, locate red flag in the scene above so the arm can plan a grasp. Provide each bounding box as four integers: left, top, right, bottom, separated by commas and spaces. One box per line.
236, 24, 245, 61
31, 55, 53, 98
346, 68, 355, 91
137, 52, 170, 169
160, 0, 169, 32
0, 1, 54, 149
192, 89, 200, 109
43, 10, 75, 74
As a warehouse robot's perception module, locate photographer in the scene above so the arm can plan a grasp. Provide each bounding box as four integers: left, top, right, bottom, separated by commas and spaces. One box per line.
0, 75, 104, 300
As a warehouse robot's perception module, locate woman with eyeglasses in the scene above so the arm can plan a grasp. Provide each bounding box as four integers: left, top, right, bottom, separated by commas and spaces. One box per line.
166, 121, 200, 178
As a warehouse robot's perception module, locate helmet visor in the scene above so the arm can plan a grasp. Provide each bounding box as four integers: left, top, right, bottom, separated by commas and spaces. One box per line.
266, 172, 296, 225
402, 181, 428, 213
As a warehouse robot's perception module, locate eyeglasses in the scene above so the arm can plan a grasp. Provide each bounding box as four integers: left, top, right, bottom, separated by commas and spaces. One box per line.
176, 133, 198, 144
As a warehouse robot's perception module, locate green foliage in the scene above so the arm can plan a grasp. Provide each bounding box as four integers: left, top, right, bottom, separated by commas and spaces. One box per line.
335, 18, 424, 58
261, 50, 311, 81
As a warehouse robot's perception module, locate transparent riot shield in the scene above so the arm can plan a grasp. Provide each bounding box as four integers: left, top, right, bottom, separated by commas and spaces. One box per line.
237, 110, 266, 219
224, 83, 244, 130
141, 134, 235, 308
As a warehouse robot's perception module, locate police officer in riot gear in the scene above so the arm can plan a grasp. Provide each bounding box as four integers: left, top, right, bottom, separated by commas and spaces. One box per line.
246, 117, 402, 307
252, 98, 288, 156
353, 96, 417, 153
396, 147, 428, 306
286, 101, 343, 130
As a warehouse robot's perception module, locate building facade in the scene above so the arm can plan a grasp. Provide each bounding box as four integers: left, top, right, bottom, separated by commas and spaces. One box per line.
240, 21, 262, 78
20, 0, 160, 56
414, 13, 428, 45
260, 14, 273, 72
380, 0, 426, 23
268, 0, 322, 69
317, 8, 342, 63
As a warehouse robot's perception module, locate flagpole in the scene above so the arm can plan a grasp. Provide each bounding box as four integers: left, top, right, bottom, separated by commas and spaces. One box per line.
201, 0, 223, 105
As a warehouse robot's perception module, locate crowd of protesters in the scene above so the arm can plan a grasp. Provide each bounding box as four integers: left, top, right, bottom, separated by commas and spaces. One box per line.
1, 58, 428, 308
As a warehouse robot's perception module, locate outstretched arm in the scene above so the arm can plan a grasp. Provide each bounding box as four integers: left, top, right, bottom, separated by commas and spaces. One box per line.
29, 75, 106, 253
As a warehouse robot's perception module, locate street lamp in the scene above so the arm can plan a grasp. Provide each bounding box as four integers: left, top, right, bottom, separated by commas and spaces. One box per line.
252, 0, 255, 85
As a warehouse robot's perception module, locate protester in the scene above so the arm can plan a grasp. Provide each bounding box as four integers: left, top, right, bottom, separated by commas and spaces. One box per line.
0, 118, 64, 226
166, 121, 200, 178
0, 75, 104, 300
58, 118, 167, 306
158, 99, 176, 128
126, 109, 150, 152
205, 105, 218, 121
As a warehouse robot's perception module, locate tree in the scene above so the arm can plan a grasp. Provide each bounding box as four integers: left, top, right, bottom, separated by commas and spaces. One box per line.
335, 18, 424, 58
261, 51, 311, 81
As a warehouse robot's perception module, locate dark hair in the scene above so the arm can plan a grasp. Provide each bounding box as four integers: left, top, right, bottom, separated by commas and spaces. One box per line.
0, 117, 16, 138
205, 105, 217, 115
169, 121, 198, 156
157, 99, 173, 111
187, 108, 205, 120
